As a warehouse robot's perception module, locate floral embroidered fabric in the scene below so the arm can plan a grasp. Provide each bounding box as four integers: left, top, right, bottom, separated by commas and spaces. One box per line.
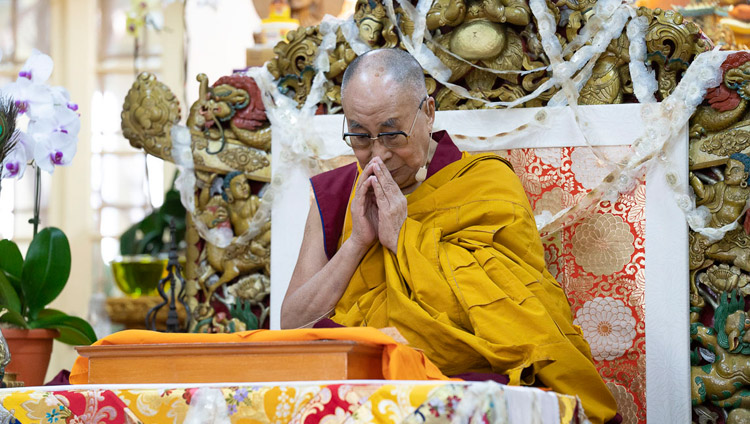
501, 146, 645, 424
0, 381, 581, 424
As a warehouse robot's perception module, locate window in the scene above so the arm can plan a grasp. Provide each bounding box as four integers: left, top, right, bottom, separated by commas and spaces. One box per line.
0, 0, 52, 253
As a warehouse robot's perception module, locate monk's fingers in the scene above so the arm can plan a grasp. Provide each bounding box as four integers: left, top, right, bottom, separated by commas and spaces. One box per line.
370, 176, 391, 210
356, 163, 376, 190
372, 161, 400, 197
353, 176, 367, 203
366, 164, 388, 202
353, 176, 373, 213
366, 177, 383, 209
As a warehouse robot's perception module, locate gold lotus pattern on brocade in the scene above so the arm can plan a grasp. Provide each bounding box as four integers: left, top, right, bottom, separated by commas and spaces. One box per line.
574, 297, 637, 361
505, 146, 646, 416
534, 187, 578, 216
0, 384, 583, 424
605, 382, 638, 424
571, 214, 635, 277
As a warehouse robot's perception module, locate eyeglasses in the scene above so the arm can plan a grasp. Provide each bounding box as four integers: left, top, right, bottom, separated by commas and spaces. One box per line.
342, 97, 427, 150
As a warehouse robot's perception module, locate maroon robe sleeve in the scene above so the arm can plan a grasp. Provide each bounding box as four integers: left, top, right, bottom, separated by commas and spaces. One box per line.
310, 162, 358, 260
426, 130, 462, 179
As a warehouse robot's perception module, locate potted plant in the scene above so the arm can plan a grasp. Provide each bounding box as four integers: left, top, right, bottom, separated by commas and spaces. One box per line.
112, 182, 187, 298
0, 50, 96, 386
0, 229, 97, 386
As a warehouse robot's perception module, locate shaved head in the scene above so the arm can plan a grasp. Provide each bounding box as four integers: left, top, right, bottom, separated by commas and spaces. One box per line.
341, 48, 427, 105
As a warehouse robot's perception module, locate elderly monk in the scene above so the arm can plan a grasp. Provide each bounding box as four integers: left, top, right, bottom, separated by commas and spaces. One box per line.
281, 48, 617, 423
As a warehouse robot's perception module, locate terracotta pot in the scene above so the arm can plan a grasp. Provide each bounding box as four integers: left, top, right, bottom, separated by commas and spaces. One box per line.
3, 328, 59, 387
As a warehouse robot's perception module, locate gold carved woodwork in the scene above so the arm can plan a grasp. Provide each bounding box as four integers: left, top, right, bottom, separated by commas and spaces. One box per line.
641, 7, 706, 99
690, 55, 750, 164
265, 0, 706, 111
267, 26, 324, 107
689, 52, 750, 418
122, 72, 271, 180
180, 169, 271, 334
122, 73, 272, 334
121, 73, 181, 161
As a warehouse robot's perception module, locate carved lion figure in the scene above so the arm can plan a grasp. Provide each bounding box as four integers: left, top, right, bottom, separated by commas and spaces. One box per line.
691, 52, 750, 138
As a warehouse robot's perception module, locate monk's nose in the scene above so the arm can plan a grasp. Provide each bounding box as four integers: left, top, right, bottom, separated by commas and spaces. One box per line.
371, 140, 392, 162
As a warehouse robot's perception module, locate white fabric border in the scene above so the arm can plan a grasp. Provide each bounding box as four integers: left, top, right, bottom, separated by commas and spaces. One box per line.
645, 125, 690, 423
302, 103, 650, 160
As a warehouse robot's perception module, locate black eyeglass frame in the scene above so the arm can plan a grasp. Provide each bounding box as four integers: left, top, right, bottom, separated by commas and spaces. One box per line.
342, 96, 428, 150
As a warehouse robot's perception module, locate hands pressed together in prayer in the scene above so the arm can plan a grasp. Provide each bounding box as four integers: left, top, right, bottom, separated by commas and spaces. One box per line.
350, 157, 408, 253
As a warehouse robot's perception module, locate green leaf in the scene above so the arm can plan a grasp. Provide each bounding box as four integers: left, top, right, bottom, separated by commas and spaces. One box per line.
0, 239, 23, 281
120, 223, 139, 256
0, 271, 21, 314
133, 212, 166, 255
159, 189, 186, 219
0, 240, 24, 305
29, 309, 97, 345
136, 231, 163, 256
137, 212, 162, 235
0, 308, 29, 328
21, 227, 71, 320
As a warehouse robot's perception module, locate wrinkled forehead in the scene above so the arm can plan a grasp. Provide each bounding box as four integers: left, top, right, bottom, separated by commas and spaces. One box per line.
343, 82, 421, 122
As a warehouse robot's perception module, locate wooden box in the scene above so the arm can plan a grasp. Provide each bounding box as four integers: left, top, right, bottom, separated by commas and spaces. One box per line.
76, 340, 384, 384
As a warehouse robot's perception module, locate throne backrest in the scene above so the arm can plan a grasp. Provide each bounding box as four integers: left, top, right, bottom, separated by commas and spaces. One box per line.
499, 144, 647, 418
270, 104, 690, 423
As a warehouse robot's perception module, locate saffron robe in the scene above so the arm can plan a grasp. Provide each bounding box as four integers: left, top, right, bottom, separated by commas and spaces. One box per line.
311, 132, 617, 423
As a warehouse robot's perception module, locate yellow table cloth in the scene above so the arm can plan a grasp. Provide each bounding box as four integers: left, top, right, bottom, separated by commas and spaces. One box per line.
0, 381, 582, 424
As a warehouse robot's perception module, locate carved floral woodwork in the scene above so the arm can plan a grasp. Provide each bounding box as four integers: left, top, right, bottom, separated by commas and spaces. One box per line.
266, 0, 707, 110
123, 73, 271, 179
689, 52, 750, 422
122, 73, 272, 333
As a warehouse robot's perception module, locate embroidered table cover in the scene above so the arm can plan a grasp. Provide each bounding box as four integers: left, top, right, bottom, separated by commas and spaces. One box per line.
0, 381, 582, 424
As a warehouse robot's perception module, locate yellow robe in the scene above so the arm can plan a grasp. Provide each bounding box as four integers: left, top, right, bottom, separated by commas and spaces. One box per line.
331, 153, 617, 423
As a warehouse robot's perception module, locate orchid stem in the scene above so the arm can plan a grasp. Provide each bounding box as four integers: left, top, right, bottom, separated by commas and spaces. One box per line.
28, 164, 41, 237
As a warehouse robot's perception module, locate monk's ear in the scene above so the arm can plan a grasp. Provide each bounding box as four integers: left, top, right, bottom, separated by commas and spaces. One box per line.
424, 96, 436, 127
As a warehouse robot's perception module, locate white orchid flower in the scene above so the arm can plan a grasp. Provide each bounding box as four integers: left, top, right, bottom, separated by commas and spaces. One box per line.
17, 49, 53, 84
50, 86, 79, 112
0, 50, 56, 120
0, 49, 80, 178
28, 106, 81, 139
1, 78, 54, 120
32, 130, 77, 173
1, 132, 32, 179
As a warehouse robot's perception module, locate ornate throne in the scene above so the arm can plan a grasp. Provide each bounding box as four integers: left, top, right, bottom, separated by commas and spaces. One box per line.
119, 0, 750, 421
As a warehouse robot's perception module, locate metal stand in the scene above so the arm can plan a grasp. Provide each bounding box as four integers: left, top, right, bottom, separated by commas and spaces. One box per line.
146, 219, 191, 332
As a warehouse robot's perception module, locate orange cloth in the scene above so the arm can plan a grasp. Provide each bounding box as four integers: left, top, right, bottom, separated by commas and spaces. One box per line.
69, 327, 449, 384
